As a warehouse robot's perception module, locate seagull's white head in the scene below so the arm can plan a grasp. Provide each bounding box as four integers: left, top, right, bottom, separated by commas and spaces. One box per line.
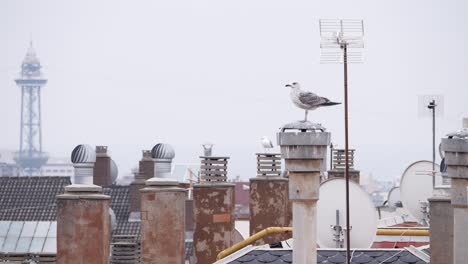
285, 82, 300, 89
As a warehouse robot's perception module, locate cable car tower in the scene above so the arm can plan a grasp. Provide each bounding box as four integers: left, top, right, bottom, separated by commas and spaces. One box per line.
14, 42, 48, 175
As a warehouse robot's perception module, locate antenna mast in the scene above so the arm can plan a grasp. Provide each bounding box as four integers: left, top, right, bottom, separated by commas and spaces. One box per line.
320, 19, 364, 264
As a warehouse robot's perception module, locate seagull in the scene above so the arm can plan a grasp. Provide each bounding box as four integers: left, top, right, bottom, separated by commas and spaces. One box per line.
446, 128, 468, 139
261, 136, 274, 152
286, 82, 341, 122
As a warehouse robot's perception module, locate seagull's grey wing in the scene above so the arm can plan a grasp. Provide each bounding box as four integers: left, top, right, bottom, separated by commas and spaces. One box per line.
298, 91, 327, 106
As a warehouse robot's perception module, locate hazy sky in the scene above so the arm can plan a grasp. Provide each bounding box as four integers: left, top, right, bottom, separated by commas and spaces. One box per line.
1, 0, 467, 181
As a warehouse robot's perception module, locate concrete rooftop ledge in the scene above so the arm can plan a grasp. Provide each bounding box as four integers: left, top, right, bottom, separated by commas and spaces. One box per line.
65, 184, 102, 193
145, 177, 179, 186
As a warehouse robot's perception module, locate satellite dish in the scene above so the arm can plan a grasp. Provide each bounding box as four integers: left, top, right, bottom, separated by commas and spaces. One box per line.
317, 178, 377, 248
400, 160, 442, 225
387, 187, 401, 208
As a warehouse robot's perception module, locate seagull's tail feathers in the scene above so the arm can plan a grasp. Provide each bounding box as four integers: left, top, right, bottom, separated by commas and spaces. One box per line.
321, 101, 341, 106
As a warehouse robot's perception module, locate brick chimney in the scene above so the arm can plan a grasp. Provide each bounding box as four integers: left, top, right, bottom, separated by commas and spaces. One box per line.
57, 184, 111, 264
139, 150, 154, 180
93, 146, 113, 186
193, 156, 235, 264
249, 153, 292, 245
441, 120, 468, 264
129, 150, 153, 212
140, 177, 186, 264
278, 127, 330, 264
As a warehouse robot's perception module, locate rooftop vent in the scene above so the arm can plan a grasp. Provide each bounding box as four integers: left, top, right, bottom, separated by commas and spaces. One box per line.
256, 153, 281, 177
200, 156, 229, 182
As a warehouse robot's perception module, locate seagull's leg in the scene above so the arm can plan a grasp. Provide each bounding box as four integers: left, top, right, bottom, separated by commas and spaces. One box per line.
304, 110, 308, 122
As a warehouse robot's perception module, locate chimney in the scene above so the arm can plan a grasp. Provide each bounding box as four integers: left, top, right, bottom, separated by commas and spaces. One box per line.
441, 126, 468, 264
428, 186, 453, 264
278, 126, 330, 264
139, 150, 155, 180
57, 184, 111, 264
129, 150, 154, 212
193, 155, 235, 264
93, 146, 117, 186
140, 177, 186, 264
327, 148, 360, 183
71, 144, 96, 184
151, 143, 175, 178
249, 153, 292, 245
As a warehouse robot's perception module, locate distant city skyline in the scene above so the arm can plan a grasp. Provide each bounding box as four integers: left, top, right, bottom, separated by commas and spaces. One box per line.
1, 0, 467, 181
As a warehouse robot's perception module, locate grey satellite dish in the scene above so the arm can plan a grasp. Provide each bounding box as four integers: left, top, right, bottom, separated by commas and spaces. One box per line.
399, 160, 442, 225
109, 208, 117, 232
110, 159, 118, 184
387, 187, 401, 208
317, 178, 377, 248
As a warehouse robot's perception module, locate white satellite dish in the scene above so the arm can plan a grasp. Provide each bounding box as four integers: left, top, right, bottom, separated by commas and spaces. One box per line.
317, 178, 377, 248
400, 160, 442, 225
387, 187, 401, 208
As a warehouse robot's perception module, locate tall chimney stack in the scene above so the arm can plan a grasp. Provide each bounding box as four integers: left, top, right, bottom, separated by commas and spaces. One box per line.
93, 146, 118, 186
140, 178, 186, 263
441, 122, 468, 264
250, 153, 292, 244
193, 155, 235, 264
57, 184, 111, 264
71, 144, 96, 184
278, 125, 330, 264
140, 143, 186, 264
428, 186, 453, 264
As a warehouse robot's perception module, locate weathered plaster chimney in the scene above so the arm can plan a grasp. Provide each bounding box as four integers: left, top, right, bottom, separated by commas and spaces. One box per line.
57, 184, 111, 264
249, 153, 292, 244
93, 146, 117, 186
71, 144, 96, 184
140, 177, 186, 264
278, 125, 330, 264
441, 119, 468, 264
193, 156, 235, 264
428, 186, 453, 264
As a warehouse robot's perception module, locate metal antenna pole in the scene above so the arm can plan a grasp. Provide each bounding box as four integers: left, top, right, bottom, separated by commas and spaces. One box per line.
427, 100, 436, 187
432, 101, 435, 187
330, 143, 334, 171
319, 20, 364, 264
343, 43, 351, 264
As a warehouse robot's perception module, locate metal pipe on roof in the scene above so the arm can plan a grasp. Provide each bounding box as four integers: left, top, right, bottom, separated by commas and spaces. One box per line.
216, 227, 293, 261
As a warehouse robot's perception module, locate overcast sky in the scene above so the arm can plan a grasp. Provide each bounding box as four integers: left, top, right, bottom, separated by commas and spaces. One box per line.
1, 0, 467, 182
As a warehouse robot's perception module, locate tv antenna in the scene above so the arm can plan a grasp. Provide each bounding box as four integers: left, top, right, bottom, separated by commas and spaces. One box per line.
319, 19, 364, 264
418, 94, 444, 188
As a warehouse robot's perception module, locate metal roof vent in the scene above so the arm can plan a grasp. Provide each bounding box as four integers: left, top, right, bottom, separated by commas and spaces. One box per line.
151, 143, 175, 179
71, 144, 96, 163
71, 144, 95, 184
151, 143, 175, 160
